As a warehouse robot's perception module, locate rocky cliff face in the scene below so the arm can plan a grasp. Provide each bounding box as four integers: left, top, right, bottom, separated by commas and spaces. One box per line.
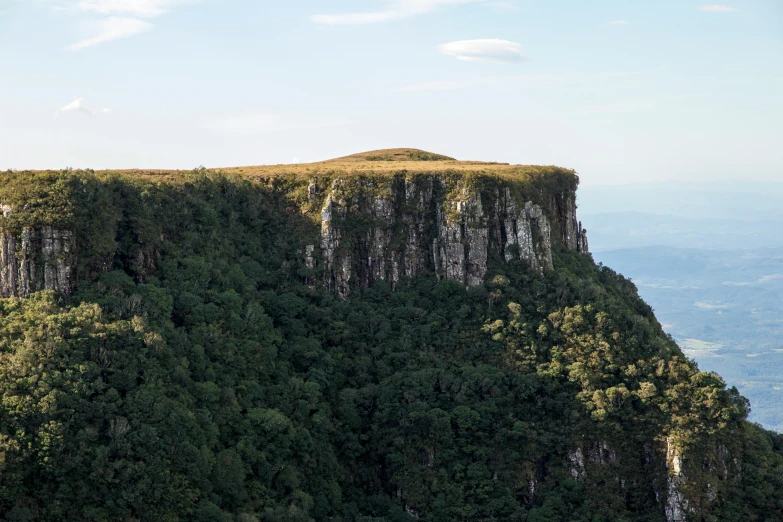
0, 204, 76, 298
665, 438, 689, 522
313, 175, 588, 297
561, 436, 736, 522
0, 179, 589, 300
0, 158, 589, 299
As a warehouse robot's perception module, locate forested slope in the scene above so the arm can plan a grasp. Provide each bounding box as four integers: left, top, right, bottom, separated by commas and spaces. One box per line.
0, 152, 781, 521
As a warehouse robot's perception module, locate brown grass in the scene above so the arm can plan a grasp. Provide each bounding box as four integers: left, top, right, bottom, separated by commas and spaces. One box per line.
20, 149, 576, 184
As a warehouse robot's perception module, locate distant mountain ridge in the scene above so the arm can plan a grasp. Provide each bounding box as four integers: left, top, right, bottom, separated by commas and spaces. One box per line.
579, 181, 783, 223
582, 211, 783, 251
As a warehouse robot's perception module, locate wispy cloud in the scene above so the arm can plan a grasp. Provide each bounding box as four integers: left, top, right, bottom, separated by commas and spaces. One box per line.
25, 0, 200, 49
695, 301, 729, 310
205, 113, 357, 135
697, 5, 738, 12
312, 0, 481, 25
67, 16, 152, 50
437, 39, 525, 63
54, 97, 112, 117
608, 20, 630, 25
723, 274, 783, 287
74, 0, 198, 17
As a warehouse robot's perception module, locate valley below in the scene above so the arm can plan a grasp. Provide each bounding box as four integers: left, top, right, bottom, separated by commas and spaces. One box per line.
594, 245, 783, 432
582, 180, 783, 432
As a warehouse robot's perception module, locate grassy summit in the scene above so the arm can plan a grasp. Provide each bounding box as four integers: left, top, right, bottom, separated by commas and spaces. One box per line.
323, 148, 457, 163
24, 149, 570, 184
0, 149, 578, 232
219, 148, 545, 179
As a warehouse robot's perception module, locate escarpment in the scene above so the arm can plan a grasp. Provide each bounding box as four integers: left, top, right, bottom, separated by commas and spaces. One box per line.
314, 175, 588, 298
0, 150, 589, 299
1, 150, 781, 522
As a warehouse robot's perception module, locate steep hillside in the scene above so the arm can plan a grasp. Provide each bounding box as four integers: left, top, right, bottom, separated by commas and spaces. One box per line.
0, 150, 781, 522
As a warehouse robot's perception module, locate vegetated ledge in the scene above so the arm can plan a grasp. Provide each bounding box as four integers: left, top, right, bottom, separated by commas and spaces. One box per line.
0, 149, 589, 299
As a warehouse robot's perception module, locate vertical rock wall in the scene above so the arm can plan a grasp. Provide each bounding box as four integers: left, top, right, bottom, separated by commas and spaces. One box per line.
0, 232, 17, 297
0, 223, 76, 298
665, 437, 689, 522
0, 171, 589, 300
314, 175, 589, 296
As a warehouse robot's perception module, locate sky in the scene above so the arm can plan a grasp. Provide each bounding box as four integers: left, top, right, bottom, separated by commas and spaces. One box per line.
1, 0, 782, 185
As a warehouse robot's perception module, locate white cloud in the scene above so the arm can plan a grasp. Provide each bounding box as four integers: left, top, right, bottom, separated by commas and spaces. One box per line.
437, 39, 525, 63
608, 20, 630, 25
21, 0, 199, 49
697, 5, 738, 12
67, 16, 152, 50
56, 98, 94, 117
312, 11, 402, 25
55, 97, 112, 117
75, 0, 198, 17
206, 113, 356, 136
695, 301, 728, 310
312, 0, 480, 25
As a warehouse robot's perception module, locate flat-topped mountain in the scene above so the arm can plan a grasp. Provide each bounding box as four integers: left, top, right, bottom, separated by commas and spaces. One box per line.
0, 151, 780, 521
71, 148, 561, 179
1, 150, 588, 299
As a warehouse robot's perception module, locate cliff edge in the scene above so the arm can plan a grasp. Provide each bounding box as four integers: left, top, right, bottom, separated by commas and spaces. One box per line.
0, 149, 589, 299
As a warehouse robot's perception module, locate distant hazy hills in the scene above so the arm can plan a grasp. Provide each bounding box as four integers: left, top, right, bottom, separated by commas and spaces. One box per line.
581, 211, 782, 251
579, 180, 783, 223
581, 180, 783, 431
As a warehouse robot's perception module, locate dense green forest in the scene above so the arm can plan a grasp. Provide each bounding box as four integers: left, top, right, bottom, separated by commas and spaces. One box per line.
0, 164, 782, 521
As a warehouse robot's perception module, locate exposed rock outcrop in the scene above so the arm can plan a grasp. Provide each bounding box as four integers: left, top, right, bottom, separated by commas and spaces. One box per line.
568, 447, 587, 480
0, 223, 76, 298
0, 161, 590, 301
566, 440, 618, 481
665, 437, 689, 522
320, 190, 352, 299
314, 175, 588, 296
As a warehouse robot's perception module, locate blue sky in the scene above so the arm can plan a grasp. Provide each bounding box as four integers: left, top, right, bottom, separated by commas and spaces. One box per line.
1, 0, 781, 184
